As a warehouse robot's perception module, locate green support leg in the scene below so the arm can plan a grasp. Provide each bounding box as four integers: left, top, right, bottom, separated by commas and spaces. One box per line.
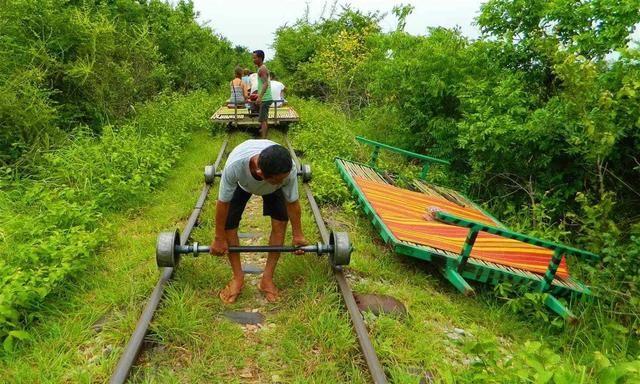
368, 146, 380, 167
457, 227, 479, 271
539, 248, 564, 292
443, 266, 475, 296
420, 163, 430, 180
544, 294, 577, 324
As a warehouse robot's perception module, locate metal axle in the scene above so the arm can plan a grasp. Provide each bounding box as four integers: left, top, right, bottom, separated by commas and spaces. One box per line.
176, 243, 333, 257
156, 229, 351, 268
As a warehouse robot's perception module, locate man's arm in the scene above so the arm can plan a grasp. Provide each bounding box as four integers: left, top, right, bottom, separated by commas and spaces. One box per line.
286, 200, 307, 251
211, 166, 237, 254
215, 200, 230, 238
286, 200, 305, 241
256, 66, 269, 103
211, 200, 230, 255
281, 166, 305, 248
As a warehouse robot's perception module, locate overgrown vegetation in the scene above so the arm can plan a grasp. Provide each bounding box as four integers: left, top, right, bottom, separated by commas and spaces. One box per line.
278, 2, 640, 381
2, 0, 640, 381
0, 0, 246, 166
0, 91, 220, 351
0, 0, 241, 350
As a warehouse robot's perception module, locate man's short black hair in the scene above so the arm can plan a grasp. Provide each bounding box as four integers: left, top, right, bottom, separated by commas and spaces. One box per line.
253, 50, 265, 61
258, 145, 292, 177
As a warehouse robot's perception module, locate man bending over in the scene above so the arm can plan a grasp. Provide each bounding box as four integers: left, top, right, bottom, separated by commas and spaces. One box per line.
210, 139, 307, 303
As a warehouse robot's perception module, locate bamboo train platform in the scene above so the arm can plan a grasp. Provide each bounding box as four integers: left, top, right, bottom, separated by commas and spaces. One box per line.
336, 136, 600, 322
210, 100, 299, 128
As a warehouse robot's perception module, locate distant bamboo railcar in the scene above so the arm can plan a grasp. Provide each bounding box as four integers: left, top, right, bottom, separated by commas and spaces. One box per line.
210, 100, 299, 131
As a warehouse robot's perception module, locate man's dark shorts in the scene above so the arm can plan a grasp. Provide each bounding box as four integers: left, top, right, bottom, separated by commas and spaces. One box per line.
225, 186, 288, 230
258, 100, 272, 122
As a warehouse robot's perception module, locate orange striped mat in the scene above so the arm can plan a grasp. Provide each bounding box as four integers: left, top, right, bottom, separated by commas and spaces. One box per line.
354, 177, 569, 278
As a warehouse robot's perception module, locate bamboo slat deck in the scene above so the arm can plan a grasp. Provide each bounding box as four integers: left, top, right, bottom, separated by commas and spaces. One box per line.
336, 156, 595, 321
354, 176, 573, 278
210, 104, 299, 126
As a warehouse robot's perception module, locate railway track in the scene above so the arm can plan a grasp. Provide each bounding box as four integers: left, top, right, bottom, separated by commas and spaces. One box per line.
109, 132, 387, 383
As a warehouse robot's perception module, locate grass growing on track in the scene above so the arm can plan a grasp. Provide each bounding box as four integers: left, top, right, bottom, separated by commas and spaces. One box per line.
283, 98, 613, 382
1, 123, 597, 383
0, 129, 225, 383
129, 128, 552, 383
132, 131, 369, 383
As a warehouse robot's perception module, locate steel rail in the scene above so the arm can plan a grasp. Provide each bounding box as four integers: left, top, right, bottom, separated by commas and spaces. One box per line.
112, 132, 386, 383
284, 135, 388, 384
109, 135, 229, 384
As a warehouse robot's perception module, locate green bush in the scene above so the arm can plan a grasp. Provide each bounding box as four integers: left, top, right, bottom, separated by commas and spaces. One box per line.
445, 338, 640, 383
275, 3, 640, 376
0, 0, 246, 165
0, 91, 219, 351
289, 99, 356, 204
271, 8, 382, 111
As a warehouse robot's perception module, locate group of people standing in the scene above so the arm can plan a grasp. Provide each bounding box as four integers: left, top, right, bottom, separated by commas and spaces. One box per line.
229, 50, 286, 138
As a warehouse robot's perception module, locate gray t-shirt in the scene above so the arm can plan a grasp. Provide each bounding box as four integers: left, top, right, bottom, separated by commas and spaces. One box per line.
218, 139, 298, 203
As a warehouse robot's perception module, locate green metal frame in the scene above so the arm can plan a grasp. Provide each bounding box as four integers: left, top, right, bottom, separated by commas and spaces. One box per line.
356, 136, 450, 180
336, 144, 599, 322
435, 212, 599, 293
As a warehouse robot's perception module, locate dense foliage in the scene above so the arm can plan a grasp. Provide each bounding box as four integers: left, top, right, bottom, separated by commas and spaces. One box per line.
274, 2, 640, 379
0, 0, 243, 350
0, 0, 246, 166
2, 0, 640, 380
0, 91, 220, 351
272, 2, 640, 220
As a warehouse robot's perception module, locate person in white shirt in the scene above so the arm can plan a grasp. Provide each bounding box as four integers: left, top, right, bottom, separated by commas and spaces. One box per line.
249, 72, 259, 94
211, 140, 308, 304
270, 72, 286, 107
241, 68, 251, 91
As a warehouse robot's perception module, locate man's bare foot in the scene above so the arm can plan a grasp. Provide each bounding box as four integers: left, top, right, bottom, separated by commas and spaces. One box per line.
219, 279, 244, 304
258, 279, 280, 302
